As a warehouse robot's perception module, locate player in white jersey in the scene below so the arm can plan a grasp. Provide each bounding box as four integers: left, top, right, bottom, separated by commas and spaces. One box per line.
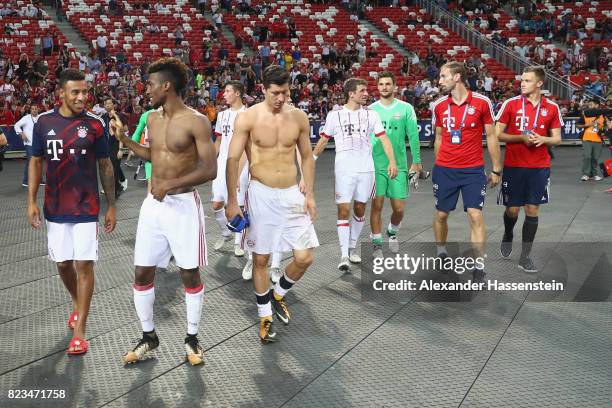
313, 78, 398, 271
212, 81, 247, 256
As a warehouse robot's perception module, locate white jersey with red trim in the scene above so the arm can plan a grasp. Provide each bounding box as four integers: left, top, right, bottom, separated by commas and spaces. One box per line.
320, 106, 385, 173
214, 106, 246, 176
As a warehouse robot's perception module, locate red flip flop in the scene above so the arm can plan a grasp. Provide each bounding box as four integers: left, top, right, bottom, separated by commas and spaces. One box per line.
67, 337, 88, 355
67, 310, 78, 330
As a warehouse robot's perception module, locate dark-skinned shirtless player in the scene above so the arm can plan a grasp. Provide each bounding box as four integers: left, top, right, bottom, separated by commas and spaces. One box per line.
112, 57, 217, 365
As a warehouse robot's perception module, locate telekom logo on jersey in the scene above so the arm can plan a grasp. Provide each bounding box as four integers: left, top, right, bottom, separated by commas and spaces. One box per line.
46, 139, 87, 161
343, 124, 356, 134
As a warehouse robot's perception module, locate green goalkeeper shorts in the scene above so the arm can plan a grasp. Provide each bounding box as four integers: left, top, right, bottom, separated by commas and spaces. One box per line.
375, 170, 408, 199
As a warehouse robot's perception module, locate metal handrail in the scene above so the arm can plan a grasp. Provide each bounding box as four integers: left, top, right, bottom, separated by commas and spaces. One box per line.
415, 0, 586, 101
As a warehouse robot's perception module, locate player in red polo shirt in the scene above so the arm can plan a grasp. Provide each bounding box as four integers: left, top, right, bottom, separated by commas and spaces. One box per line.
431, 61, 502, 281
495, 66, 563, 273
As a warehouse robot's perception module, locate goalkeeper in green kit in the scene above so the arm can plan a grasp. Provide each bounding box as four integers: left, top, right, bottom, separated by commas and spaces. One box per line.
369, 72, 422, 255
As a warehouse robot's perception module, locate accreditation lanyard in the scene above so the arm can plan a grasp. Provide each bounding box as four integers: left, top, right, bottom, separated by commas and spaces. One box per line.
521, 96, 541, 133
447, 100, 470, 144
446, 100, 470, 132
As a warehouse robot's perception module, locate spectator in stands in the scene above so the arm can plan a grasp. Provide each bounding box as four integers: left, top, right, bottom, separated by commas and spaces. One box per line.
14, 104, 41, 186
148, 23, 160, 34
213, 10, 223, 30
0, 103, 16, 129
174, 25, 184, 46
41, 31, 54, 57
202, 97, 217, 123
31, 58, 48, 86
249, 56, 261, 81
109, 0, 121, 15
96, 34, 108, 60
0, 78, 16, 104
101, 97, 127, 197
285, 17, 296, 38
426, 62, 438, 82
87, 51, 102, 73
356, 39, 366, 63
24, 3, 37, 18
218, 44, 229, 62
198, 0, 207, 13
260, 43, 271, 66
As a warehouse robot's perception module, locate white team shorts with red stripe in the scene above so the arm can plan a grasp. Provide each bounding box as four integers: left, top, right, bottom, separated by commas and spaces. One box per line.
134, 191, 207, 269
334, 170, 376, 204
46, 221, 98, 262
238, 164, 250, 207
212, 164, 250, 205
242, 180, 319, 255
211, 174, 228, 203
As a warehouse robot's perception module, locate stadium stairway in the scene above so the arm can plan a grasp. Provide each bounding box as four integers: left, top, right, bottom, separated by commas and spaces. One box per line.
201, 11, 255, 57
42, 5, 90, 55
358, 18, 411, 59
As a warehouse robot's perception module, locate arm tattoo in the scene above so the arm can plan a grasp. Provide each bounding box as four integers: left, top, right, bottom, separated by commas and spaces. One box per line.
98, 158, 116, 207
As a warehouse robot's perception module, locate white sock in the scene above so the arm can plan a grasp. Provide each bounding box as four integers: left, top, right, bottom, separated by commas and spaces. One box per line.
437, 245, 447, 256
234, 232, 242, 245
185, 284, 205, 335
255, 291, 272, 318
349, 215, 365, 249
133, 284, 155, 332
214, 208, 230, 237
248, 250, 252, 260
388, 222, 401, 234
271, 251, 281, 268
273, 273, 295, 298
337, 220, 350, 258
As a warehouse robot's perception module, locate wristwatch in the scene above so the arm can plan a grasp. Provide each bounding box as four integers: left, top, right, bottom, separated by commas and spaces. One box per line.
491, 170, 502, 176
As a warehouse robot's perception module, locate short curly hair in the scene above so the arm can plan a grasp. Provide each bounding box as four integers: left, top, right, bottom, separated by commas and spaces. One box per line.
148, 57, 189, 96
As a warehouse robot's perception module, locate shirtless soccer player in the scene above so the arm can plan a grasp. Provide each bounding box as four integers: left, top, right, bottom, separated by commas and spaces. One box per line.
113, 58, 217, 365
226, 65, 318, 343
313, 78, 398, 271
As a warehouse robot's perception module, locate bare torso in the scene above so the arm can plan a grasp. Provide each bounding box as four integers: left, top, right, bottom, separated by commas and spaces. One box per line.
245, 103, 302, 189
147, 107, 205, 194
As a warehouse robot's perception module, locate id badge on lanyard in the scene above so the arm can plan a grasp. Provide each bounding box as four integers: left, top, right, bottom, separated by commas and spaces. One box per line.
450, 129, 461, 144
448, 103, 469, 145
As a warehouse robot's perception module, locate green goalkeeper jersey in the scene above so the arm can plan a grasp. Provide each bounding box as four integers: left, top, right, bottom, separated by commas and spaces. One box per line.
369, 99, 420, 172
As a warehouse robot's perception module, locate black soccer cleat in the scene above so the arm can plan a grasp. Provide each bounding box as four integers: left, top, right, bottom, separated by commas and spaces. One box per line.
272, 296, 291, 325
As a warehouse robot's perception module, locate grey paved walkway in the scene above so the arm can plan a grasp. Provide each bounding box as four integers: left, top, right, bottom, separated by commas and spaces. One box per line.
0, 147, 610, 407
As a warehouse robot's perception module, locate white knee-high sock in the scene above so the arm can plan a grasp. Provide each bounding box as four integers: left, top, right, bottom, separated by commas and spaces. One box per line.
214, 208, 230, 237
349, 214, 365, 249
133, 283, 155, 332
273, 272, 295, 299
185, 283, 205, 335
271, 251, 281, 268
234, 232, 242, 245
255, 290, 272, 318
337, 219, 350, 258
